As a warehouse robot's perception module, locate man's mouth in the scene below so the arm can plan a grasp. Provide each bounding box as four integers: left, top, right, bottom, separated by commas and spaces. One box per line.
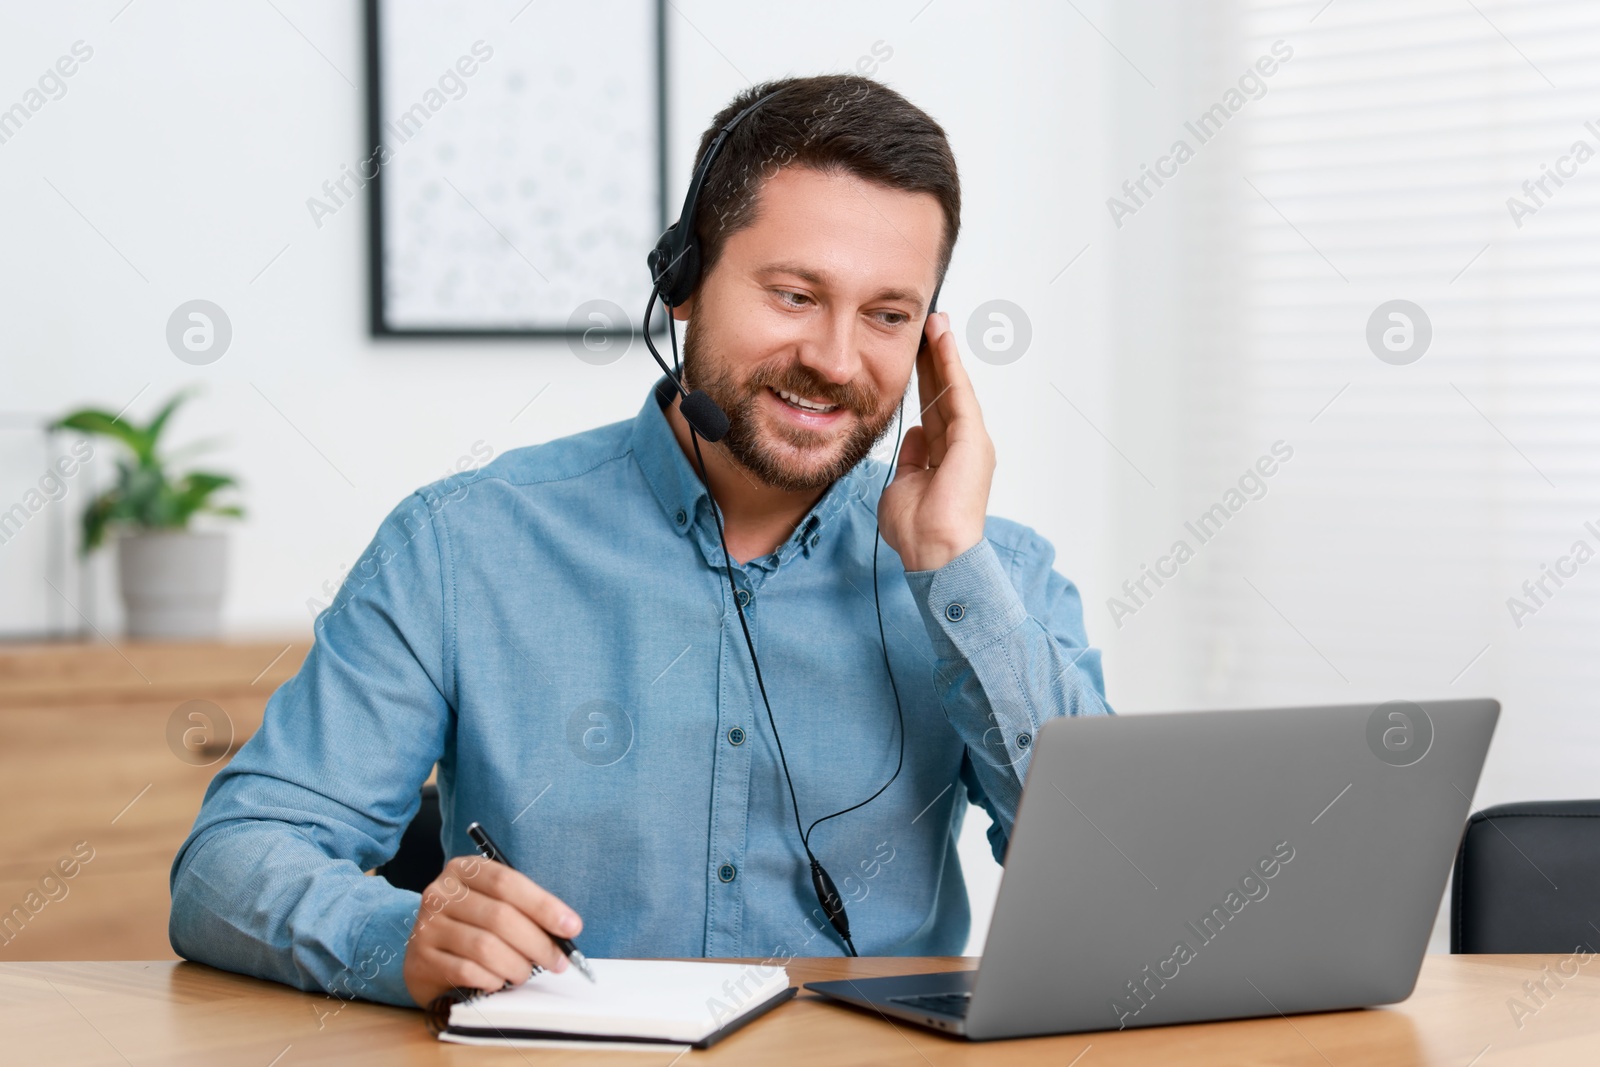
769, 387, 841, 415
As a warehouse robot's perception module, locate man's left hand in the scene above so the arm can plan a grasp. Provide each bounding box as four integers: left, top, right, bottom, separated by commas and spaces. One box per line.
878, 310, 995, 572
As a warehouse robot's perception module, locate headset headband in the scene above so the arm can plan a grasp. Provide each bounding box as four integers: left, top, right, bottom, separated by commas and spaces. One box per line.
647, 88, 785, 307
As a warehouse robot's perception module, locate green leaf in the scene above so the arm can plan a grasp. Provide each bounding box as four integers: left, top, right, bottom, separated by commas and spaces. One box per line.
144, 388, 196, 450
58, 388, 243, 551
53, 410, 154, 464
119, 464, 169, 525
168, 471, 239, 526
79, 491, 125, 554
176, 471, 237, 494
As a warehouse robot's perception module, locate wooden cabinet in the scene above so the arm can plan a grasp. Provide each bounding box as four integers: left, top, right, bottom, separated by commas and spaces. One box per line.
0, 638, 308, 960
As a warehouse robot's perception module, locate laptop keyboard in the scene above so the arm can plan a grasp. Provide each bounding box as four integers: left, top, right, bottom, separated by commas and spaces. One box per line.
888, 991, 972, 1017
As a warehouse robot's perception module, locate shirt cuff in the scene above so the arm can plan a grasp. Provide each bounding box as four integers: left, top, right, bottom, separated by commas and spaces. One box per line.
903, 538, 1029, 662
338, 886, 424, 1008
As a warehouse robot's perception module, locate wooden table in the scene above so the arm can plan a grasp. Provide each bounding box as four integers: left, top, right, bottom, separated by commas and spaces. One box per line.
4, 954, 1598, 1065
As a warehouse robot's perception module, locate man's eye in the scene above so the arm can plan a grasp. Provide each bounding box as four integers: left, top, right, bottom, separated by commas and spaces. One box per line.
877, 311, 909, 327
776, 290, 811, 307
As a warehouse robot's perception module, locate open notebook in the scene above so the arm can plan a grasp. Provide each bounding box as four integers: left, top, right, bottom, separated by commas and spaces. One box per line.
435, 959, 794, 1050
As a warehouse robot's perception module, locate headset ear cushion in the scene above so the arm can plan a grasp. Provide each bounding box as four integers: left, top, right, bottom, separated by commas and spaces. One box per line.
647, 226, 677, 289
665, 239, 701, 306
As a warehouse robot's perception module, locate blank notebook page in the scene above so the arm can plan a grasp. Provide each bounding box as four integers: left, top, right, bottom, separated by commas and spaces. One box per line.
447, 958, 790, 1042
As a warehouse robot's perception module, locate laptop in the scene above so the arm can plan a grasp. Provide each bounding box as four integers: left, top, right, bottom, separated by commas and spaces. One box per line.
806, 698, 1499, 1040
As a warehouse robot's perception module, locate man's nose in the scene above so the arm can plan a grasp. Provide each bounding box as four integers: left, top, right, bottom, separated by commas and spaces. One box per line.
795, 311, 861, 388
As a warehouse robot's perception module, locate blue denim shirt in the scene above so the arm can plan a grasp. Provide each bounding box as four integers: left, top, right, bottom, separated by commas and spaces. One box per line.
169, 375, 1110, 1007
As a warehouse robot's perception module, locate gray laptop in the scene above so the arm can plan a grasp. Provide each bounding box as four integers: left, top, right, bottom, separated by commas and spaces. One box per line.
806, 698, 1499, 1040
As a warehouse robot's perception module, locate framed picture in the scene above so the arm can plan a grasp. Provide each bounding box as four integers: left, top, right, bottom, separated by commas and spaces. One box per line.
364, 0, 666, 337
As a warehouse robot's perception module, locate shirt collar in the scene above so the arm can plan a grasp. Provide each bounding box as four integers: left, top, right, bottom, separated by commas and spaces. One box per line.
630, 374, 870, 569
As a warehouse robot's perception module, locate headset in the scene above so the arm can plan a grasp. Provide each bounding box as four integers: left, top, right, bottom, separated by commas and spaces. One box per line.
641, 88, 941, 955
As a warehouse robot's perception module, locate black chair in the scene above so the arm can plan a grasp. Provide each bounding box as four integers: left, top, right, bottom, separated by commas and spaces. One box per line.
1452, 800, 1600, 953
375, 783, 445, 893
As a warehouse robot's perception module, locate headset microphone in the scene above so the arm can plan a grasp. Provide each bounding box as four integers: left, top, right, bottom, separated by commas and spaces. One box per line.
676, 388, 730, 443
642, 85, 941, 955
641, 277, 730, 440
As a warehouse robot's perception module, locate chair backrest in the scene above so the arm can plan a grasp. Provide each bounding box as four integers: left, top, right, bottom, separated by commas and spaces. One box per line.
375, 783, 444, 893
1452, 800, 1600, 952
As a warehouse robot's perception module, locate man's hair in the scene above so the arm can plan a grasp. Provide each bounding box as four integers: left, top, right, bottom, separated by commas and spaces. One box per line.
687, 74, 961, 294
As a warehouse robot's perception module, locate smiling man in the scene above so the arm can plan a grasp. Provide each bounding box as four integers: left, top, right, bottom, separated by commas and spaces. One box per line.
170, 74, 1110, 1010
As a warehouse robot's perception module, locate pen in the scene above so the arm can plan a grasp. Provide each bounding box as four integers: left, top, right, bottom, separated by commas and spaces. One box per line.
465, 821, 596, 984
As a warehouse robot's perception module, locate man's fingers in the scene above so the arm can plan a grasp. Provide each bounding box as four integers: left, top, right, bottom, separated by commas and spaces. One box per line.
417, 942, 513, 995
917, 320, 948, 464
450, 888, 569, 973
456, 858, 583, 941
896, 424, 928, 471
930, 313, 984, 435
407, 858, 584, 1007
431, 914, 544, 986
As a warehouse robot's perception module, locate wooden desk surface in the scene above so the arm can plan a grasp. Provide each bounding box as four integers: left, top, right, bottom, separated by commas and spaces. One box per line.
2, 954, 1596, 1065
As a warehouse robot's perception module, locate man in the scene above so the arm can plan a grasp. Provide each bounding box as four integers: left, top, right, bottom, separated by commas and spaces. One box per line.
170, 74, 1110, 1010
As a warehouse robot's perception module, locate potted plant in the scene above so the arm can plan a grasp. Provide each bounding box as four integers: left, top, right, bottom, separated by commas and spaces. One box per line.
52, 388, 244, 640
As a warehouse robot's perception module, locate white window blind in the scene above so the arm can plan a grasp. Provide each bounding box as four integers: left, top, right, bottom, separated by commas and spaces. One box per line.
1131, 0, 1600, 807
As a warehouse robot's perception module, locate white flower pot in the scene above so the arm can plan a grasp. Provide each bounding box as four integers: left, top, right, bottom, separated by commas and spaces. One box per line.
116, 529, 228, 639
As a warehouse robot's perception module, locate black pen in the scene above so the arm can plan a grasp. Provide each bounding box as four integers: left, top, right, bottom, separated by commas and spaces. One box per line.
465, 821, 596, 984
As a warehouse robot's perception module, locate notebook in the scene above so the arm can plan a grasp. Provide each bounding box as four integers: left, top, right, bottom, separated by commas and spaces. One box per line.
433, 959, 795, 1050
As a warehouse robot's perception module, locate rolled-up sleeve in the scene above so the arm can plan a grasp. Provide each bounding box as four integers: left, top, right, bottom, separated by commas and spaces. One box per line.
169, 487, 457, 1008
902, 518, 1110, 863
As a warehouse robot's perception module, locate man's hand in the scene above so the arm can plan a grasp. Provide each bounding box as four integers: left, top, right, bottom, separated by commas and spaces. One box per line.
879, 310, 996, 572
402, 855, 583, 1006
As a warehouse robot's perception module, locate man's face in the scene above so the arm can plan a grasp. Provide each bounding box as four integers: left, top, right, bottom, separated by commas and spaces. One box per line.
677, 165, 944, 492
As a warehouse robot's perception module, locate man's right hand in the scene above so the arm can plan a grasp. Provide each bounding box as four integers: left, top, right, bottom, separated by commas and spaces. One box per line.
402, 855, 584, 1006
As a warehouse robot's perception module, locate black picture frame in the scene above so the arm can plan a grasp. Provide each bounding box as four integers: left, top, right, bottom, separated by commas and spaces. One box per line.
363, 0, 668, 338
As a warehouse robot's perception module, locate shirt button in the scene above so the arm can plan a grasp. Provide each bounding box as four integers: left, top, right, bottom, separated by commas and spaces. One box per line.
727, 726, 745, 746
1017, 731, 1032, 749
809, 533, 820, 548
735, 589, 752, 608
945, 602, 965, 622
675, 508, 687, 526
718, 863, 737, 883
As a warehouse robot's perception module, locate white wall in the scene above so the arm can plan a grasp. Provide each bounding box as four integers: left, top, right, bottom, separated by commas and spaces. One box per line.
1, 0, 1116, 953
1098, 0, 1600, 952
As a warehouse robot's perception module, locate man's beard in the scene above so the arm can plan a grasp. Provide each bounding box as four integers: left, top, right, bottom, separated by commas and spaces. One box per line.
679, 316, 900, 492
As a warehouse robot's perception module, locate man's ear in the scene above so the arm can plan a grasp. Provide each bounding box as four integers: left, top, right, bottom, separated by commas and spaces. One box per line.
670, 294, 695, 322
